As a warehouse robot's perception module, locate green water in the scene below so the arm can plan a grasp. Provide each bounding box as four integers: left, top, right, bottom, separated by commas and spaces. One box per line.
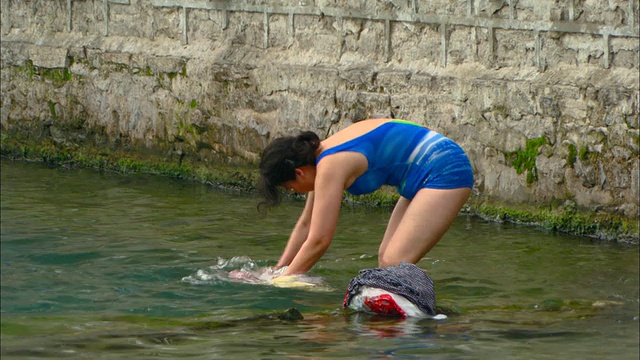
1, 159, 638, 359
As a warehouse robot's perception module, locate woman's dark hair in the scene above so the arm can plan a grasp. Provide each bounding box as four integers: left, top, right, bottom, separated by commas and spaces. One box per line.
257, 131, 321, 210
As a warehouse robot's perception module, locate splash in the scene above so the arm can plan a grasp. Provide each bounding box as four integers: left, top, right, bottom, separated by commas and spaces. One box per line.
181, 256, 332, 291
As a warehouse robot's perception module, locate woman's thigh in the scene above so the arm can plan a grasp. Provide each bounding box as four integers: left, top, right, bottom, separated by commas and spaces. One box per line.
378, 196, 410, 258
378, 187, 471, 267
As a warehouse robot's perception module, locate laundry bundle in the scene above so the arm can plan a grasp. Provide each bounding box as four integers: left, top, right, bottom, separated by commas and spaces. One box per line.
343, 262, 445, 318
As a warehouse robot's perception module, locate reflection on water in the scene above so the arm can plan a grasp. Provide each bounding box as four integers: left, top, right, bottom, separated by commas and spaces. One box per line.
1, 159, 638, 359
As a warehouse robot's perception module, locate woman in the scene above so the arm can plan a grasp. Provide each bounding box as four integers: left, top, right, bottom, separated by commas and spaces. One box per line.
258, 118, 473, 276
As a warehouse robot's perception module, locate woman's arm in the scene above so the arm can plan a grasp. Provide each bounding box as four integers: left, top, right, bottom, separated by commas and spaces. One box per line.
276, 192, 315, 268
281, 165, 346, 275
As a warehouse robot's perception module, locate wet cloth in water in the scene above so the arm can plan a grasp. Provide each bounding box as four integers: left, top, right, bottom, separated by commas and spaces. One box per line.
343, 262, 436, 316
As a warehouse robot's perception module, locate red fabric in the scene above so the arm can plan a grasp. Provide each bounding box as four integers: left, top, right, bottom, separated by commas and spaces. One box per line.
364, 294, 407, 317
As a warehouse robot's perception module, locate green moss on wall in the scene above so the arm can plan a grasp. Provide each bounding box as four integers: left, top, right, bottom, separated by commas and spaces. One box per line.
17, 61, 72, 87
48, 100, 58, 120
472, 201, 638, 244
507, 136, 547, 184
20, 60, 37, 78
41, 67, 73, 86
567, 144, 577, 168
167, 64, 187, 79
0, 137, 258, 192
579, 146, 589, 161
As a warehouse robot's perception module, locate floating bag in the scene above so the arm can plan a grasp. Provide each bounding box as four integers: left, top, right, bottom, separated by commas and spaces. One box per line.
343, 262, 445, 318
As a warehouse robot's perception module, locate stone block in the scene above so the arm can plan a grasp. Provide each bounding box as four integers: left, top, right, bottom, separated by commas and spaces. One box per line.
147, 56, 185, 74
29, 46, 68, 69
0, 42, 29, 67
101, 52, 132, 66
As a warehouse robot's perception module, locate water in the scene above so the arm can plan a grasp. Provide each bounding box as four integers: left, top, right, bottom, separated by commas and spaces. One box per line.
1, 159, 638, 359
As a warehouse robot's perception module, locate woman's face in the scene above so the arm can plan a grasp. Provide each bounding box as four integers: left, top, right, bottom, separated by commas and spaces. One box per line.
282, 166, 315, 194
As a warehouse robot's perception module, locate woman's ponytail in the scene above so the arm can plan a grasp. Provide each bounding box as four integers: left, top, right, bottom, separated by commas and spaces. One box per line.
292, 131, 321, 165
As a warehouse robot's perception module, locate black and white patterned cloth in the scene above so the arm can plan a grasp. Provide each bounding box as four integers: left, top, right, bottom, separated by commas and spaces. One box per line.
343, 262, 436, 316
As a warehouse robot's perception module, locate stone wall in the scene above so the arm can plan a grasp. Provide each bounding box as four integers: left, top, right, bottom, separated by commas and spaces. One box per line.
1, 0, 639, 223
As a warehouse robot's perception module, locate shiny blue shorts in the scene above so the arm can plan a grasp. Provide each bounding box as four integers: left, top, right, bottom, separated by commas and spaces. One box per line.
397, 133, 474, 199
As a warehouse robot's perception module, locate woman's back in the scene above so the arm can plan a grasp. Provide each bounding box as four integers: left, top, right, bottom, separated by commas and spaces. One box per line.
320, 118, 392, 152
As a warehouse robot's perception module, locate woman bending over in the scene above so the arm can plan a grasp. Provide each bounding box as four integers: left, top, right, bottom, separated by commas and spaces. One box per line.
257, 119, 474, 276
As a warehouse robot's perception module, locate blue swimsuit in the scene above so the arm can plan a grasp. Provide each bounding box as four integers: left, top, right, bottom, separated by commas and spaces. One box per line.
316, 120, 474, 200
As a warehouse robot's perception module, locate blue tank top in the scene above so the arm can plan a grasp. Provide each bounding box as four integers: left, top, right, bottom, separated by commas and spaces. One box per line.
316, 120, 447, 198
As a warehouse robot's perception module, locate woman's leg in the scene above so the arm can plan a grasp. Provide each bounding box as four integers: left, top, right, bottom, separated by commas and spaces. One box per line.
378, 196, 410, 260
378, 187, 471, 268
